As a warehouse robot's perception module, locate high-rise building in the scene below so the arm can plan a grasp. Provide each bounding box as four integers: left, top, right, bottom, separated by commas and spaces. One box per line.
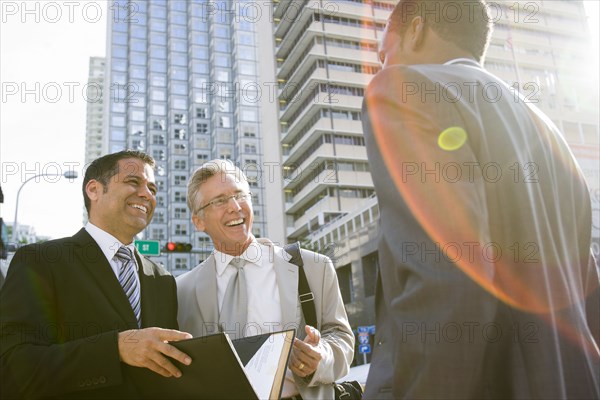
84, 56, 107, 224
272, 0, 599, 333
103, 0, 283, 273
85, 57, 107, 166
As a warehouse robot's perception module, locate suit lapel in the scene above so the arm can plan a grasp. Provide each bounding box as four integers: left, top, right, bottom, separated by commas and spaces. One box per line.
195, 255, 219, 326
137, 252, 157, 328
72, 229, 138, 328
273, 250, 300, 330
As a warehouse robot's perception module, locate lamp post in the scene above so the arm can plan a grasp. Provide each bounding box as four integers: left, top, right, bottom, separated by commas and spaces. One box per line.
11, 170, 78, 244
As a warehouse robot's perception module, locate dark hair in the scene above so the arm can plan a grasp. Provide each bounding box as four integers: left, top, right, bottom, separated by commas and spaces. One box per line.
388, 0, 493, 63
82, 150, 155, 214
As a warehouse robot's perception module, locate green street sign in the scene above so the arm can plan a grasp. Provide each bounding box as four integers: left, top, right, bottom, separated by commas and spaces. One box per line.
135, 240, 161, 256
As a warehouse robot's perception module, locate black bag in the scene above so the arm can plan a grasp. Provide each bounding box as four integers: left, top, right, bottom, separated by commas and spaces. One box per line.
334, 380, 364, 400
284, 242, 364, 400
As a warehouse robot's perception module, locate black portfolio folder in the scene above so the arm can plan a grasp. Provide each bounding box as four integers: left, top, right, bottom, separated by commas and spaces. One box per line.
127, 329, 295, 399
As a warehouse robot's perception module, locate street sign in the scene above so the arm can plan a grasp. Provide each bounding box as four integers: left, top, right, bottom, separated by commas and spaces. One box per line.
135, 240, 161, 256
368, 325, 376, 334
358, 333, 370, 345
358, 344, 371, 354
357, 326, 370, 333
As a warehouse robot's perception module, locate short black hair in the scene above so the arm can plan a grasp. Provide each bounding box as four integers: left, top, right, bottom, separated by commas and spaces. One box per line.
82, 150, 155, 214
389, 0, 493, 63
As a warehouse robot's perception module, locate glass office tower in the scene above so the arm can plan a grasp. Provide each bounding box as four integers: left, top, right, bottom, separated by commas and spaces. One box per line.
104, 0, 281, 273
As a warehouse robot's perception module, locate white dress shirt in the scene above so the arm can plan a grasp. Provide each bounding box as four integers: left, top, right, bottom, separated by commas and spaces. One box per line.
214, 240, 282, 336
84, 222, 140, 286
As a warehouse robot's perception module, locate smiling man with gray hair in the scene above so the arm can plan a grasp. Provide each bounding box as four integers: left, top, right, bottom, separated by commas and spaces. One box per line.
177, 159, 354, 399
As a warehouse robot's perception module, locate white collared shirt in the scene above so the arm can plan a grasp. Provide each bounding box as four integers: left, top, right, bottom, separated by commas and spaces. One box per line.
214, 240, 282, 336
84, 222, 140, 283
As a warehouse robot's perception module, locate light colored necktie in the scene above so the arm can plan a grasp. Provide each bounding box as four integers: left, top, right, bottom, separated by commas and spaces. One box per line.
115, 246, 142, 327
219, 258, 247, 334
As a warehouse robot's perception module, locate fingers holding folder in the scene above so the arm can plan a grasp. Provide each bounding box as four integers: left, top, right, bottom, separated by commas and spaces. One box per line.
118, 327, 193, 378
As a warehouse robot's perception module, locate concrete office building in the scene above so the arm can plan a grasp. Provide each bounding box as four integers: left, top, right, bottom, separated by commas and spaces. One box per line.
272, 0, 599, 339
103, 0, 283, 273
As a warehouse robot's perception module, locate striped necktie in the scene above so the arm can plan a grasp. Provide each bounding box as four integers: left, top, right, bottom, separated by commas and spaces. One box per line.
115, 246, 141, 327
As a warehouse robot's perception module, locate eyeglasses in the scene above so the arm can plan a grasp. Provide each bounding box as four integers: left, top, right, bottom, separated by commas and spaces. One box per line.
197, 192, 252, 212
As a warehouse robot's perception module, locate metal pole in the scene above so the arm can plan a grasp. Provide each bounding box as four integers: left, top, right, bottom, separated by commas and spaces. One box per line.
11, 173, 60, 243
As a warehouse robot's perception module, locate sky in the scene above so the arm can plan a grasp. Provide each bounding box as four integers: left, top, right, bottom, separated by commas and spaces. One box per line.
0, 1, 599, 240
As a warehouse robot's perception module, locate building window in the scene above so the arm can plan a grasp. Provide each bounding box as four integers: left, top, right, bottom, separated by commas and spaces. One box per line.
174, 128, 186, 140
154, 211, 165, 223
196, 107, 207, 118
174, 160, 187, 170
151, 228, 165, 240
175, 224, 187, 235
174, 207, 187, 219
174, 175, 187, 185
196, 123, 208, 134
175, 258, 188, 269
174, 191, 186, 202
152, 119, 165, 130
219, 116, 231, 128
152, 134, 165, 145
174, 113, 187, 124
153, 150, 165, 161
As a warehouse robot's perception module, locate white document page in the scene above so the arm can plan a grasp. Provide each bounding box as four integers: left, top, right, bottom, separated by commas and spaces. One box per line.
243, 331, 287, 399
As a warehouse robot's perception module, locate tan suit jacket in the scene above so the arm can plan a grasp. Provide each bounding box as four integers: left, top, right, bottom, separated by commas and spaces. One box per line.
176, 239, 354, 399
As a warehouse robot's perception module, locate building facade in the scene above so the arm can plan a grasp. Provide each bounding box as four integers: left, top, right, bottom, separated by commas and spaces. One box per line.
84, 56, 107, 224
85, 57, 107, 166
272, 0, 599, 345
102, 1, 598, 330
103, 0, 283, 273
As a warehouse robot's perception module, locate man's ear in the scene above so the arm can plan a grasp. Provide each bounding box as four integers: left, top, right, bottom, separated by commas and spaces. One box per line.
85, 179, 101, 201
409, 16, 426, 49
192, 214, 206, 232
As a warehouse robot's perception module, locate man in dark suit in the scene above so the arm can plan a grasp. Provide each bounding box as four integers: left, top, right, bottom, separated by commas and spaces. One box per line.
0, 150, 192, 398
362, 1, 600, 398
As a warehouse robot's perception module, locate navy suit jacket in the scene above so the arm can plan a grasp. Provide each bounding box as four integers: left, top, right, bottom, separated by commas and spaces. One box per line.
362, 63, 599, 399
0, 229, 179, 399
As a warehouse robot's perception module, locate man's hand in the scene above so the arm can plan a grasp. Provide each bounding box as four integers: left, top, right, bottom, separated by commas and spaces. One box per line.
290, 325, 325, 378
118, 327, 193, 378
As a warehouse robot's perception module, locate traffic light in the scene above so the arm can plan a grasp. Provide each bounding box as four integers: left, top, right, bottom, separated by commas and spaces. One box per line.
163, 242, 192, 253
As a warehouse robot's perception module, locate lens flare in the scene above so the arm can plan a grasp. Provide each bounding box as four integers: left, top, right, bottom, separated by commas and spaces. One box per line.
438, 127, 467, 151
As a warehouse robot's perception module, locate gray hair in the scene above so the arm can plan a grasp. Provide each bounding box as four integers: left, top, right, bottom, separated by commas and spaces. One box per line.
187, 159, 248, 214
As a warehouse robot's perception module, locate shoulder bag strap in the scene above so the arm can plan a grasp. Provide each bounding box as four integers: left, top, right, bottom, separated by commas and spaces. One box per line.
284, 242, 318, 328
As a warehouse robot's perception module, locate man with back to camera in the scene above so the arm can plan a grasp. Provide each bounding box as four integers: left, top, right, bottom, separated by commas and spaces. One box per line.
176, 159, 354, 399
0, 150, 192, 398
362, 0, 600, 398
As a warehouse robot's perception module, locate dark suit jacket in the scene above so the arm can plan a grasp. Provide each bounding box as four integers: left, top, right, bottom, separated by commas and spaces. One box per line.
0, 229, 179, 399
362, 63, 600, 399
